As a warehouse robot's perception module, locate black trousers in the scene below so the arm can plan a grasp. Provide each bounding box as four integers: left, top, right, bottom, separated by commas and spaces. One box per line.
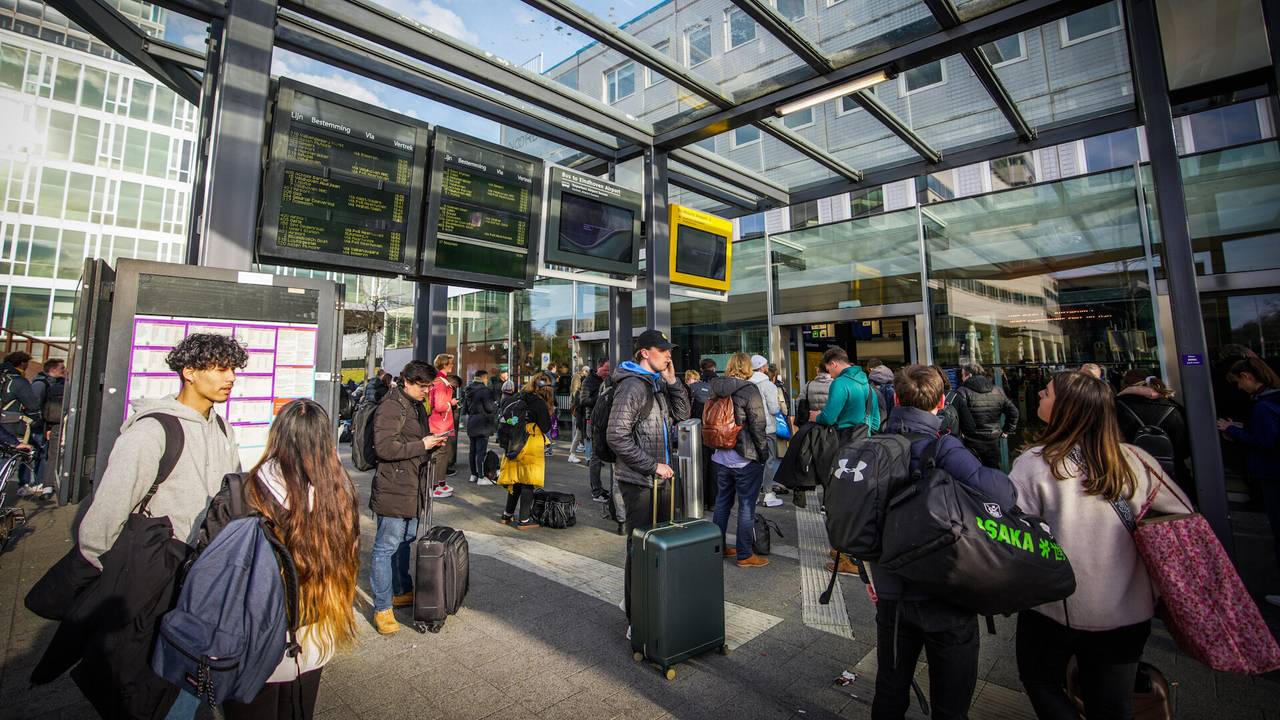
469, 434, 488, 478
504, 483, 536, 521
872, 598, 978, 720
224, 669, 322, 720
446, 434, 458, 473
965, 438, 1001, 469
1016, 609, 1151, 720
620, 479, 677, 621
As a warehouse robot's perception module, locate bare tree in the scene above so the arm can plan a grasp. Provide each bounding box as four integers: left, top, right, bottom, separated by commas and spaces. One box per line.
348, 276, 392, 380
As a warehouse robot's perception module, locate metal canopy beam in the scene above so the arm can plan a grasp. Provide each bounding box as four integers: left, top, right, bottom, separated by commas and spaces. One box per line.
759, 118, 863, 182
671, 145, 790, 206
847, 89, 941, 164
654, 0, 1106, 149
283, 0, 654, 145
669, 170, 761, 211
729, 0, 830, 73
47, 0, 202, 104
143, 36, 207, 71
922, 0, 1035, 141
148, 0, 227, 21
275, 14, 619, 159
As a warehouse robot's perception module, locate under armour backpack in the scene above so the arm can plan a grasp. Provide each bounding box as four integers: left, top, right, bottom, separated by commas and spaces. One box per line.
877, 439, 1076, 616
151, 517, 300, 706
496, 395, 531, 459
1120, 403, 1177, 480
589, 377, 650, 464
823, 433, 917, 561
350, 399, 381, 471
701, 394, 740, 450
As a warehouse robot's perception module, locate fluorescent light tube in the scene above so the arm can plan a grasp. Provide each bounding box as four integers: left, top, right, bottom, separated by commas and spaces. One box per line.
776, 70, 889, 116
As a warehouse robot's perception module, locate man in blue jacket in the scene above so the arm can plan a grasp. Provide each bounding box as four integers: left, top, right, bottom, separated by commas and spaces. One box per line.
867, 364, 1016, 720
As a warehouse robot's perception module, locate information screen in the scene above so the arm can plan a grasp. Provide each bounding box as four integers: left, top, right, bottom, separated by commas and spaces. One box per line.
669, 203, 733, 292
674, 226, 728, 280
420, 129, 543, 289
258, 79, 429, 276
542, 166, 642, 276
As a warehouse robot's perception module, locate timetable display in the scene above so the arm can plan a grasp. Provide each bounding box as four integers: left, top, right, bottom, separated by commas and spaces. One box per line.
542, 165, 642, 276
420, 128, 544, 290
258, 79, 429, 276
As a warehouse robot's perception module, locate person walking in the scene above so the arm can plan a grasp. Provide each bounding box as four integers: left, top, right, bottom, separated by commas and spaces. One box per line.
581, 359, 611, 503
1115, 370, 1191, 498
708, 352, 770, 568
953, 362, 1019, 469
427, 354, 458, 497
606, 330, 690, 631
464, 370, 498, 486
497, 376, 554, 529
1010, 371, 1192, 719
369, 361, 448, 635
207, 400, 360, 720
568, 366, 589, 463
1217, 356, 1280, 607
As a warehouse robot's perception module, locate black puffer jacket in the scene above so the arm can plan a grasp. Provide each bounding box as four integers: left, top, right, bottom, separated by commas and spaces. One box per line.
605, 362, 690, 488
1116, 392, 1191, 492
463, 381, 498, 437
707, 376, 769, 462
955, 374, 1018, 441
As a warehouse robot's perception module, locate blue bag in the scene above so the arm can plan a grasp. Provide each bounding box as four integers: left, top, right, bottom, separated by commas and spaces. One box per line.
775, 411, 792, 439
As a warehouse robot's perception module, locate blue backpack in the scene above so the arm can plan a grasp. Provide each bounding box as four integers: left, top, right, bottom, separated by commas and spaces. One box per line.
151, 516, 300, 706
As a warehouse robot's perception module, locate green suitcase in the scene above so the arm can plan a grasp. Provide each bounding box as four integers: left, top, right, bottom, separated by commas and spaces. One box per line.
629, 481, 727, 679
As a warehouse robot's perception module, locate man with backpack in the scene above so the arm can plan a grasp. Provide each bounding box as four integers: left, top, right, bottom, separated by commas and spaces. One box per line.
28, 357, 66, 494
580, 359, 610, 503
867, 361, 896, 422
862, 365, 1017, 720
1, 351, 43, 492
816, 347, 881, 434
369, 360, 448, 635
953, 362, 1019, 469
464, 370, 498, 486
603, 330, 689, 625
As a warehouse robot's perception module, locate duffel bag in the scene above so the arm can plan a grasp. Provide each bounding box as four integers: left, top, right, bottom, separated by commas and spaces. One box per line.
532, 490, 577, 529
878, 440, 1076, 616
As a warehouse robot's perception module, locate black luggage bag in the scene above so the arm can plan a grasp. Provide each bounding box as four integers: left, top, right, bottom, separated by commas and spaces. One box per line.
414, 457, 470, 633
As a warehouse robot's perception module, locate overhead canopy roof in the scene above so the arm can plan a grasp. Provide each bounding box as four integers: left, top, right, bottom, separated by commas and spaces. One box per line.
43, 0, 1273, 214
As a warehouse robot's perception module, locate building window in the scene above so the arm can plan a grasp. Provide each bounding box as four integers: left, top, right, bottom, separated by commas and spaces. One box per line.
647, 41, 669, 86
695, 136, 716, 152
790, 200, 819, 229
849, 187, 884, 219
731, 125, 760, 148
990, 154, 1036, 189
555, 67, 578, 91
900, 60, 945, 95
686, 24, 711, 67
1060, 1, 1122, 46
725, 8, 756, 50
1082, 128, 1140, 172
774, 0, 805, 21
604, 62, 636, 104
980, 33, 1025, 67
783, 107, 813, 130
1187, 102, 1264, 153
739, 212, 765, 240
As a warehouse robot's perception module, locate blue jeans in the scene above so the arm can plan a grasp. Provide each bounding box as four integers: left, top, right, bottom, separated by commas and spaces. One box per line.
712, 460, 764, 559
370, 514, 419, 612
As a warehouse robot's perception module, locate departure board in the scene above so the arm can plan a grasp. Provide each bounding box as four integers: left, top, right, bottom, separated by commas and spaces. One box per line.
419, 128, 544, 290
258, 79, 430, 276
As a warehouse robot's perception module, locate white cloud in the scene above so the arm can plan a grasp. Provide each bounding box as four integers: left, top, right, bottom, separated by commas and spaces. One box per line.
273, 56, 384, 108
179, 32, 207, 50
377, 0, 478, 44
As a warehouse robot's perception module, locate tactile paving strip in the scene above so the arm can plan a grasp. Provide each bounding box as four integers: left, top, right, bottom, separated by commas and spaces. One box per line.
795, 488, 856, 640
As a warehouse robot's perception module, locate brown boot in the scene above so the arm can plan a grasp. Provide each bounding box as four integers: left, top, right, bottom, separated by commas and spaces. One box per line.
737, 554, 769, 568
392, 591, 413, 608
826, 555, 860, 575
373, 609, 400, 635
724, 547, 738, 559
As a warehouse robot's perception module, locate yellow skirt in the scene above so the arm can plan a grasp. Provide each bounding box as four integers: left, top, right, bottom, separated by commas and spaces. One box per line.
498, 424, 546, 490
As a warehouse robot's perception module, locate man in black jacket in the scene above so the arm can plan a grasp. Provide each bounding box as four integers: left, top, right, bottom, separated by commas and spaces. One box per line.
953, 362, 1019, 469
464, 370, 498, 485
580, 358, 610, 502
606, 330, 690, 627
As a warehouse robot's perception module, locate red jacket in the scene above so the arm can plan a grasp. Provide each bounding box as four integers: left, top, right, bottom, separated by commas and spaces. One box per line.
427, 377, 455, 436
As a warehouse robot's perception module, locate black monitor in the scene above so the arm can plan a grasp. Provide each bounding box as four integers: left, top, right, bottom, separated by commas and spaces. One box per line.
258, 79, 428, 276
542, 166, 642, 276
419, 128, 544, 290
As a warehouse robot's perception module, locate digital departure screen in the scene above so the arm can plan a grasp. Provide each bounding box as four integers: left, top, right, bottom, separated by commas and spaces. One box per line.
420, 128, 543, 289
542, 166, 642, 276
258, 79, 429, 276
674, 226, 728, 280
669, 203, 733, 292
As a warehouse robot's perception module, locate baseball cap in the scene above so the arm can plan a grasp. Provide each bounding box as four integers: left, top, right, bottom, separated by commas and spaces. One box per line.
751, 354, 768, 371
635, 329, 674, 350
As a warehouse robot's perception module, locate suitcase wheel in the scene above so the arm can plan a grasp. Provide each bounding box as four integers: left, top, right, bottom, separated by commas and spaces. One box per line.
632, 652, 643, 663
414, 622, 428, 634
664, 668, 676, 681
718, 645, 729, 655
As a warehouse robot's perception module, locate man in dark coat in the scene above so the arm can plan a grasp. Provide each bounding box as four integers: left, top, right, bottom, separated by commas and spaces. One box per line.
369, 360, 448, 635
580, 358, 610, 502
953, 362, 1019, 469
464, 370, 498, 485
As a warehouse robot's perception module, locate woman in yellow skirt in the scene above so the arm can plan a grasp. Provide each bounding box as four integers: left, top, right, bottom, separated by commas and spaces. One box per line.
498, 375, 554, 529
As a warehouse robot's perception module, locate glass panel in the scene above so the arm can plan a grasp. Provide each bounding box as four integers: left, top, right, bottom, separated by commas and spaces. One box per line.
1062, 2, 1123, 43
772, 208, 921, 314
37, 167, 64, 217
1181, 140, 1280, 276
4, 286, 49, 334
73, 116, 99, 165
146, 131, 168, 178
0, 45, 24, 90
1156, 0, 1270, 91
128, 79, 152, 121
53, 57, 78, 102
953, 0, 1023, 21
726, 7, 756, 49
57, 229, 84, 279
513, 278, 574, 385
80, 65, 105, 110
65, 172, 91, 222
30, 225, 57, 277
50, 289, 75, 338
1186, 101, 1265, 154
117, 180, 140, 228
124, 127, 147, 173
865, 54, 1006, 154
776, 0, 806, 22
47, 110, 73, 160
141, 185, 164, 231
804, 0, 939, 69
1083, 128, 1141, 173
672, 237, 769, 369
450, 289, 510, 379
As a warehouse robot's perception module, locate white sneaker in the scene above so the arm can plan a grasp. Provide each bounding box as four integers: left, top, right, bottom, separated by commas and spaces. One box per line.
1266, 595, 1280, 608
432, 486, 454, 499
762, 492, 784, 508
618, 596, 626, 613
567, 454, 581, 464
625, 625, 631, 641
477, 477, 495, 486
17, 485, 32, 498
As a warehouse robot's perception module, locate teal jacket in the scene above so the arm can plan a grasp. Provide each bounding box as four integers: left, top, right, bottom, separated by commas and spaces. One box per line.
816, 365, 881, 432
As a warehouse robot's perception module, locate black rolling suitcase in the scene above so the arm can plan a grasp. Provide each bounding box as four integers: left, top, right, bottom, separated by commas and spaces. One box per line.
414, 457, 470, 633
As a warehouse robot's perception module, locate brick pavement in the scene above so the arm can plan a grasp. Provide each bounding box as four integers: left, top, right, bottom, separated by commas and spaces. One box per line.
2, 440, 1280, 719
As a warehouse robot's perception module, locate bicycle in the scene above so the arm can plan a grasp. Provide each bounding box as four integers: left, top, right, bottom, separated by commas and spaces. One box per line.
0, 444, 34, 549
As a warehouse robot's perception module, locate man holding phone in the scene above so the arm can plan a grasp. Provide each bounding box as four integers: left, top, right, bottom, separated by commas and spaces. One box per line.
369, 360, 448, 635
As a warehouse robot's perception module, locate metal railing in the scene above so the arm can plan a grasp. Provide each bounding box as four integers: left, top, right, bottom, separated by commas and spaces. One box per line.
0, 329, 70, 365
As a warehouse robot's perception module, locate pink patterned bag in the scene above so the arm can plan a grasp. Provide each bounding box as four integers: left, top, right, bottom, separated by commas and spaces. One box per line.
1131, 460, 1280, 674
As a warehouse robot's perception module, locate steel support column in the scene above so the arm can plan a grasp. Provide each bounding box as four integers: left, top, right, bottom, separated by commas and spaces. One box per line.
413, 283, 449, 362
644, 148, 671, 335
185, 18, 220, 266
195, 0, 276, 270
608, 288, 633, 366
1263, 0, 1280, 96
1124, 0, 1232, 551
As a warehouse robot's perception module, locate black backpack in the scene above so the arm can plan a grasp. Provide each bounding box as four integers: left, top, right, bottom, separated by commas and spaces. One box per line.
496, 395, 531, 459
752, 514, 783, 556
483, 449, 500, 481
350, 399, 384, 472
1119, 403, 1177, 480
531, 490, 576, 529
589, 377, 651, 464
823, 433, 918, 561
877, 440, 1077, 616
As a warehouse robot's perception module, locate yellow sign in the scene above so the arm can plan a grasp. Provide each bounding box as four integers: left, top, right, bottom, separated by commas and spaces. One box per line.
668, 204, 733, 292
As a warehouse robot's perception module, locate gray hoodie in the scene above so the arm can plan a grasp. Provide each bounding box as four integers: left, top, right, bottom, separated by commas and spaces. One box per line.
78, 396, 240, 568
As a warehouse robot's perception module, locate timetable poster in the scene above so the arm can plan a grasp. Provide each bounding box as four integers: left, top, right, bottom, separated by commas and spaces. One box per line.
125, 315, 319, 470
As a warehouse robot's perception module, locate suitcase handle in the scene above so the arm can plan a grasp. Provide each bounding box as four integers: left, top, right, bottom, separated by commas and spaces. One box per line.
651, 472, 676, 526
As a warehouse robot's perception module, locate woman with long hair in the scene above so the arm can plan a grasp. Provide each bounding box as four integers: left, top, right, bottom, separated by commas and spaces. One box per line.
707, 352, 770, 568
1115, 369, 1191, 499
222, 399, 360, 720
1218, 356, 1280, 607
497, 375, 553, 529
1009, 371, 1190, 720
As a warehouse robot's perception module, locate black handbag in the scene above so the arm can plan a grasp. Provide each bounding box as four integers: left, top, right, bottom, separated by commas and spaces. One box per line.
532, 490, 577, 529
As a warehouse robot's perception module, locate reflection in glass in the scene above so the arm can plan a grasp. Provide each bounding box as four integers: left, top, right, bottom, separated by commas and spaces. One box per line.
1180, 141, 1280, 276
671, 238, 768, 370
